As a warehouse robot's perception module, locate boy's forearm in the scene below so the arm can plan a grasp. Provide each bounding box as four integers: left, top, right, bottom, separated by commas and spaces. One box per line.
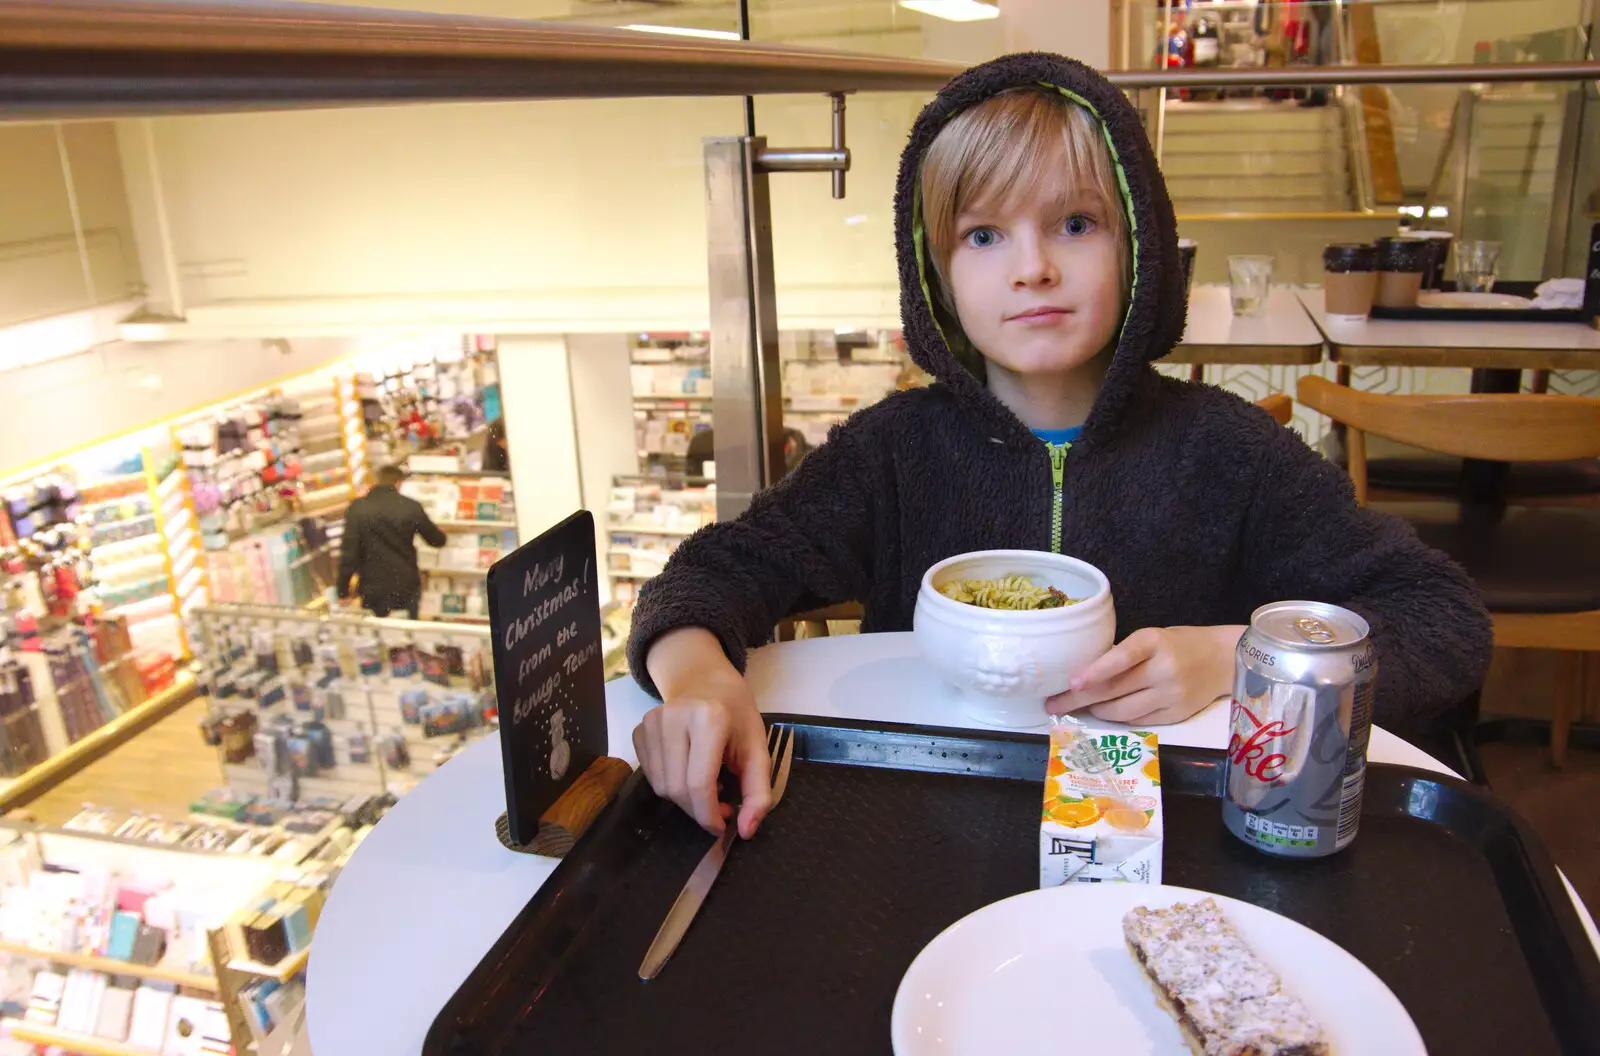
645, 626, 741, 700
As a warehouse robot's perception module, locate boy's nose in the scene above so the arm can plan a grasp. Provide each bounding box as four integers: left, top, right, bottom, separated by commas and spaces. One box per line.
1010, 241, 1059, 288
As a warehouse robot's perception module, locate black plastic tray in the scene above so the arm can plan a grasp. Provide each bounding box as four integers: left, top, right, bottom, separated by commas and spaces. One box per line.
1368, 279, 1588, 323
424, 716, 1600, 1055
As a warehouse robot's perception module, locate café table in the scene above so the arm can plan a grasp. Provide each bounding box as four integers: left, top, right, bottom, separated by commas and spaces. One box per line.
305, 632, 1600, 1056
1160, 283, 1325, 383
1297, 287, 1600, 393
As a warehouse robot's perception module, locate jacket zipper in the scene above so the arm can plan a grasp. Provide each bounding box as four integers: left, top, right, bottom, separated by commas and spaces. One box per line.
1048, 442, 1069, 553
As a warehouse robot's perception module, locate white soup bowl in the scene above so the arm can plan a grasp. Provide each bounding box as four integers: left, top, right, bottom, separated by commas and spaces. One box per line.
913, 549, 1116, 728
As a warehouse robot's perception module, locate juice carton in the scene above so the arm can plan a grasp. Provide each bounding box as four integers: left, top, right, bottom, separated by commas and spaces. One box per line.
1040, 718, 1163, 886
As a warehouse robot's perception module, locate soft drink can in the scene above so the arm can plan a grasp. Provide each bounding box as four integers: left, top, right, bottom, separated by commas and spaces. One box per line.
1222, 600, 1377, 858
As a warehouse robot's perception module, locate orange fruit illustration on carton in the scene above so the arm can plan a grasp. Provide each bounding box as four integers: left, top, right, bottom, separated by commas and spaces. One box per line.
1105, 807, 1152, 832
1045, 797, 1101, 827
1142, 756, 1162, 783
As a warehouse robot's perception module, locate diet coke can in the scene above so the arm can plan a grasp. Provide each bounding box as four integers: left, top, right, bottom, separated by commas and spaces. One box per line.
1222, 601, 1377, 858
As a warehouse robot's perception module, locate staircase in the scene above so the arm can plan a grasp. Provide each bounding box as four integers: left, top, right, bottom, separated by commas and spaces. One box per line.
1159, 100, 1357, 215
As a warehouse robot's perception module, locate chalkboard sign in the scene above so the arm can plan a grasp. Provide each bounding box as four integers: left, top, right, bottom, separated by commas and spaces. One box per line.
487, 510, 607, 847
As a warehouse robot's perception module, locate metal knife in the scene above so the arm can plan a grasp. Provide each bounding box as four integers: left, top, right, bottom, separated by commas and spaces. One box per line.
637, 823, 737, 980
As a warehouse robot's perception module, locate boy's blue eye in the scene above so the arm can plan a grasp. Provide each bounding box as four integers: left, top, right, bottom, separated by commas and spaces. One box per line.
1064, 214, 1096, 237
965, 228, 997, 248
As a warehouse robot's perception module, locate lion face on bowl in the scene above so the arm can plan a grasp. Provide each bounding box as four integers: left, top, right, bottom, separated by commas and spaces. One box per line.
959, 636, 1043, 697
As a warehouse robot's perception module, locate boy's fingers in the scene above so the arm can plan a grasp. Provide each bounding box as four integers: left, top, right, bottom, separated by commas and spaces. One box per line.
682, 715, 728, 835
631, 723, 656, 787
1071, 630, 1160, 690
1087, 689, 1163, 724
1044, 689, 1093, 715
734, 719, 774, 840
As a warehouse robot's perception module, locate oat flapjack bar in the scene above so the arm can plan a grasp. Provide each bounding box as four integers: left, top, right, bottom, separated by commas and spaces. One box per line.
1123, 899, 1330, 1056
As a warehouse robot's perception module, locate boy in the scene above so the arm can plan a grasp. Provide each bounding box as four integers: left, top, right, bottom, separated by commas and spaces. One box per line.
627, 53, 1492, 841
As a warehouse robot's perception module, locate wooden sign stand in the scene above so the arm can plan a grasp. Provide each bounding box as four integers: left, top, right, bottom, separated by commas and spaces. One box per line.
495, 755, 633, 857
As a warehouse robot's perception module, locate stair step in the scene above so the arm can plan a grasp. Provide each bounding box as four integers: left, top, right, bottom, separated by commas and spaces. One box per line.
1162, 129, 1345, 154
1163, 152, 1346, 178
1167, 173, 1349, 200
1171, 197, 1359, 215
1163, 101, 1343, 135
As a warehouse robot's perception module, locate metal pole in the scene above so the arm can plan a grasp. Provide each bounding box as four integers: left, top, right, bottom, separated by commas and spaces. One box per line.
1450, 89, 1476, 241
705, 138, 785, 523
1156, 0, 1172, 165
1542, 83, 1586, 279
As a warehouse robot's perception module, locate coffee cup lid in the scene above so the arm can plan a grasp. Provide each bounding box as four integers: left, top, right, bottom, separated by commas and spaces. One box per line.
1376, 237, 1431, 271
1324, 243, 1376, 272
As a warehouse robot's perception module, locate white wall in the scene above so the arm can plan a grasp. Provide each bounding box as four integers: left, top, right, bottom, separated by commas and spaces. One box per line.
565, 333, 638, 598
497, 336, 584, 544
0, 335, 359, 477
133, 97, 743, 323
1002, 0, 1111, 69
0, 123, 142, 327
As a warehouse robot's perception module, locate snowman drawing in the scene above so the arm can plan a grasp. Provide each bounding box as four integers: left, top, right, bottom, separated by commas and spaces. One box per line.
549, 709, 571, 781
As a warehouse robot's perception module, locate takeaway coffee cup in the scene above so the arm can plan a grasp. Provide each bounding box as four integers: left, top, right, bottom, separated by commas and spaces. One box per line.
1323, 243, 1378, 320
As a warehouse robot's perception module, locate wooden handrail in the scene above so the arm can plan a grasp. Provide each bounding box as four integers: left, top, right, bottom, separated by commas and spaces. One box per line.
0, 0, 961, 116
3, 1, 1600, 117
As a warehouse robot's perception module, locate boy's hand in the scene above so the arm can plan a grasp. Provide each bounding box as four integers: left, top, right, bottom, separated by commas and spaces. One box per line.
1045, 625, 1246, 725
634, 627, 773, 839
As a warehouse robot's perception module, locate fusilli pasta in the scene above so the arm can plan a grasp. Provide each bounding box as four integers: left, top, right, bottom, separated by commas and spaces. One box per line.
936, 574, 1076, 610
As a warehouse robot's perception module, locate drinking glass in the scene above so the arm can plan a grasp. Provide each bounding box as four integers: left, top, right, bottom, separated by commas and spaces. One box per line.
1228, 255, 1274, 317
1455, 240, 1501, 294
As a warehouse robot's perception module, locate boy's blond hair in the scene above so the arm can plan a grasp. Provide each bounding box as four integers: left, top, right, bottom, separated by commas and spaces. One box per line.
921, 88, 1131, 315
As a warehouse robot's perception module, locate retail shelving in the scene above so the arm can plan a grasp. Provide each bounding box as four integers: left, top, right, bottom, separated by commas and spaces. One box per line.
227, 945, 311, 985
0, 939, 218, 992
5, 1021, 164, 1056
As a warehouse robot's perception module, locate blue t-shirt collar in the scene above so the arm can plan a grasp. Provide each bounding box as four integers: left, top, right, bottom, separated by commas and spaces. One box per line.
1032, 426, 1084, 445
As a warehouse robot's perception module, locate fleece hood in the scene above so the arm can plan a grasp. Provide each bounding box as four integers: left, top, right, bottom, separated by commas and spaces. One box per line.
893, 52, 1188, 443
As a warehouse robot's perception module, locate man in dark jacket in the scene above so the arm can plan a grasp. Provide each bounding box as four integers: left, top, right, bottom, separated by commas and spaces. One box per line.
336, 465, 447, 619
627, 53, 1493, 840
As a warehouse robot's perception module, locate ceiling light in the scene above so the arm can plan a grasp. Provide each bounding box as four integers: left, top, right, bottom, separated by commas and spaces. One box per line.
898, 0, 1000, 22
623, 24, 742, 41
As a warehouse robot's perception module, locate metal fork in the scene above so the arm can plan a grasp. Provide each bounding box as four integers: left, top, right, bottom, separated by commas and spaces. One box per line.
638, 722, 795, 980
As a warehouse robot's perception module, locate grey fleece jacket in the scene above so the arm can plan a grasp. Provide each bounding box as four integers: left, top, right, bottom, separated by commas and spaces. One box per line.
627, 52, 1492, 728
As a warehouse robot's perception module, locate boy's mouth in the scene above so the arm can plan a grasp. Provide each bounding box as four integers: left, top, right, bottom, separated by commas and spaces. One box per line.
1007, 306, 1072, 322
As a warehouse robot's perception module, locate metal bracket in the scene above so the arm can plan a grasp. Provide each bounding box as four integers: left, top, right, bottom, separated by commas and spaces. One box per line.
754, 92, 852, 199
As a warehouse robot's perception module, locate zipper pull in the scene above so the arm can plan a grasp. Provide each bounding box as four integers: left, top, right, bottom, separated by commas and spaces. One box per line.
1050, 443, 1067, 487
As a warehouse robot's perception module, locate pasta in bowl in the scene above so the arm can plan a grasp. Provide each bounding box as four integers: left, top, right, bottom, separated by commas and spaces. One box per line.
915, 550, 1115, 728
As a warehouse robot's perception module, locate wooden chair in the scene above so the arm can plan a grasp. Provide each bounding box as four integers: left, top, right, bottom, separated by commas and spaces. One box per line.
1298, 375, 1600, 769
776, 602, 864, 642
1256, 392, 1294, 426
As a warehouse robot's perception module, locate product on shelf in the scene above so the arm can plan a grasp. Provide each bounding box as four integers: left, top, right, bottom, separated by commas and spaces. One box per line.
196, 603, 497, 799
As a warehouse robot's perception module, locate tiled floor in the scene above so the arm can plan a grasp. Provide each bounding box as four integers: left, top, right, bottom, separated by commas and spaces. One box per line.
24, 696, 222, 826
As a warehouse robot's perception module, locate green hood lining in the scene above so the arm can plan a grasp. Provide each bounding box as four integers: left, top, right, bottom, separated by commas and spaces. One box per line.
911, 82, 1141, 388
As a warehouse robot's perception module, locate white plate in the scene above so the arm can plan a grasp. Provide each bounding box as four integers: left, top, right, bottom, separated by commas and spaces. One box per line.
891, 884, 1426, 1055
1416, 291, 1531, 309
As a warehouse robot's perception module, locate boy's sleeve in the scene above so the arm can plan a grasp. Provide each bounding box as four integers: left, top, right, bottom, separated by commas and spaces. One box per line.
626, 424, 881, 698
1235, 422, 1493, 729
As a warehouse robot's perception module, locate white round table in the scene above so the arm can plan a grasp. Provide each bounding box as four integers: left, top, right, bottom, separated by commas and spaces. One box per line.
306, 632, 1599, 1055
